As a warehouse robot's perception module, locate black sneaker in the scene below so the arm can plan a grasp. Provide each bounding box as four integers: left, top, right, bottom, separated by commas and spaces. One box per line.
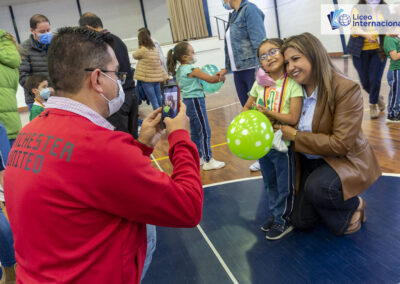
386, 115, 400, 123
260, 216, 274, 232
265, 223, 293, 240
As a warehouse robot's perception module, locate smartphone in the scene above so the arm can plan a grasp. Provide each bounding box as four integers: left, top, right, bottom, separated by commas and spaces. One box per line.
162, 81, 180, 126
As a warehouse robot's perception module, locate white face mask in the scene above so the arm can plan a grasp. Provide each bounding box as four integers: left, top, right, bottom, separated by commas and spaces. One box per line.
190, 55, 198, 64
99, 72, 125, 117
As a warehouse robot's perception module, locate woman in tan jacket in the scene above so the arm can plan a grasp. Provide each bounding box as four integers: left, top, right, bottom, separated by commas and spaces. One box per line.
133, 31, 168, 110
280, 33, 381, 236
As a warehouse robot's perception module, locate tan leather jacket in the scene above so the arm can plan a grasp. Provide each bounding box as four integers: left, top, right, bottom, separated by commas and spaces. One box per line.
294, 73, 381, 200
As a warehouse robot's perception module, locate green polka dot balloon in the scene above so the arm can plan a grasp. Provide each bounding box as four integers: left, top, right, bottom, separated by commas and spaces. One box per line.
226, 110, 274, 160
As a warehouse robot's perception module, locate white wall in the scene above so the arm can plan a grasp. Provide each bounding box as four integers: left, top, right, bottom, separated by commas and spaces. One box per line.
143, 0, 173, 44
0, 7, 17, 38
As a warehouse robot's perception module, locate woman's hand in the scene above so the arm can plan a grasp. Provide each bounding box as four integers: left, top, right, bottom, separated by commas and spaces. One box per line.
281, 125, 297, 141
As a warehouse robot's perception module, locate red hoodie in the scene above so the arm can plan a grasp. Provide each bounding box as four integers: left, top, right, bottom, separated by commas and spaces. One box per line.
4, 108, 203, 283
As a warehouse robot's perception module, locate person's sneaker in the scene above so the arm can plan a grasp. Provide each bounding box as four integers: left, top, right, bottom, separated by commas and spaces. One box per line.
386, 115, 400, 123
378, 95, 385, 112
370, 104, 379, 119
199, 157, 205, 166
265, 223, 293, 240
260, 216, 274, 232
249, 161, 261, 172
203, 158, 226, 171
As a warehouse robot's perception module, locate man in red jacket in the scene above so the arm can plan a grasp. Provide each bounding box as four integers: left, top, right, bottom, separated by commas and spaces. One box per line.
4, 27, 203, 284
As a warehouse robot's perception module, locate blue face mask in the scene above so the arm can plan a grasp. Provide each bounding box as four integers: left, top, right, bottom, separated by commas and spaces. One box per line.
39, 88, 50, 100
99, 72, 125, 117
38, 32, 52, 45
222, 0, 232, 10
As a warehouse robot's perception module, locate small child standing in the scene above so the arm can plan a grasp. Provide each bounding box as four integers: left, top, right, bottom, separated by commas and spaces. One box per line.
243, 38, 303, 240
26, 75, 50, 121
167, 42, 226, 170
383, 31, 400, 123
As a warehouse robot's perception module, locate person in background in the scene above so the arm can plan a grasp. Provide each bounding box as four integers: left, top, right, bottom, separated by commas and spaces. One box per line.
167, 41, 226, 170
347, 0, 388, 119
79, 12, 139, 139
26, 75, 49, 121
138, 27, 167, 72
0, 122, 16, 284
0, 29, 22, 149
19, 14, 54, 111
133, 30, 168, 110
217, 0, 266, 172
4, 27, 203, 284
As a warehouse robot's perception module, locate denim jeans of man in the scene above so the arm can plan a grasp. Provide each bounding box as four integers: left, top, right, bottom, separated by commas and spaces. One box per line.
387, 69, 400, 118
291, 155, 360, 235
352, 49, 386, 104
259, 148, 295, 227
141, 224, 156, 280
141, 81, 162, 110
0, 208, 16, 272
233, 68, 256, 107
0, 123, 10, 170
182, 97, 212, 161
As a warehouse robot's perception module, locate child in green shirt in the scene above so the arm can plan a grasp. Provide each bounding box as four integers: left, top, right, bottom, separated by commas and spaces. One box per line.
26, 75, 50, 121
242, 38, 303, 240
383, 31, 400, 122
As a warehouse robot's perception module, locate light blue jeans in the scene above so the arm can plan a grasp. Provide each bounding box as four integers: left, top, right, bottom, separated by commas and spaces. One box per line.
141, 224, 156, 280
0, 208, 16, 270
140, 82, 162, 110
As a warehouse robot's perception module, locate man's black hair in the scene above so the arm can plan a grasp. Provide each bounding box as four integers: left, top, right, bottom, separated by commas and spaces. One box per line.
47, 26, 114, 94
78, 12, 103, 29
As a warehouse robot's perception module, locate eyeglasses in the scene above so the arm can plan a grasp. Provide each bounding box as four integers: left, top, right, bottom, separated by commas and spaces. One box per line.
84, 68, 127, 84
260, 48, 280, 61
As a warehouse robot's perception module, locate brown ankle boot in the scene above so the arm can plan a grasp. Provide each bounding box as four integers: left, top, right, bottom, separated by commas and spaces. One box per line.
370, 104, 379, 119
0, 265, 16, 284
378, 96, 385, 112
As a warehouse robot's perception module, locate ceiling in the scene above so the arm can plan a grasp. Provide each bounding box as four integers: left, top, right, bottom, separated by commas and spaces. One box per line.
0, 0, 52, 7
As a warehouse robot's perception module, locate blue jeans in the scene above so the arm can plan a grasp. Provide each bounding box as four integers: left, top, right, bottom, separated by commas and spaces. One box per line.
140, 81, 162, 110
233, 68, 256, 107
387, 69, 400, 118
0, 123, 10, 171
183, 97, 212, 162
259, 148, 295, 226
291, 155, 359, 235
352, 50, 386, 104
0, 208, 16, 268
141, 224, 156, 280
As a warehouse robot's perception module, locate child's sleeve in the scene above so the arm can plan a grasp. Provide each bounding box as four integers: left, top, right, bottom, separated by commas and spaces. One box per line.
383, 36, 397, 54
289, 80, 304, 99
249, 81, 259, 98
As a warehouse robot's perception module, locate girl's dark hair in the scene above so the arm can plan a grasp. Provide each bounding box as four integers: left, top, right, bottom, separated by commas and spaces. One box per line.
257, 38, 284, 57
357, 0, 386, 4
138, 30, 155, 49
167, 42, 190, 76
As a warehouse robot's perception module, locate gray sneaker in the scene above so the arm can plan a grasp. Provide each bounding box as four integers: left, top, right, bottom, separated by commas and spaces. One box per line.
265, 223, 293, 240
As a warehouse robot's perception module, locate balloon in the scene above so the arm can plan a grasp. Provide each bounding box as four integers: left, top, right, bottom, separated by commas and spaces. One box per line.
201, 64, 223, 93
226, 110, 274, 160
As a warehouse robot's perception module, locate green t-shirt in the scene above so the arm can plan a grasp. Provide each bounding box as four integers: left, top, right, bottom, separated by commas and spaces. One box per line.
176, 64, 204, 99
249, 75, 303, 115
29, 103, 44, 121
384, 36, 400, 70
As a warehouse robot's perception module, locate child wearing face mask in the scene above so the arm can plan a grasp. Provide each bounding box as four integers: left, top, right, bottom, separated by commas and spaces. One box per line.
167, 42, 226, 170
242, 38, 303, 240
26, 75, 50, 121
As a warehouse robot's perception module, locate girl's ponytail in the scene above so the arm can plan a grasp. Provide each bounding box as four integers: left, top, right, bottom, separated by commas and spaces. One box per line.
167, 49, 177, 76
166, 41, 190, 76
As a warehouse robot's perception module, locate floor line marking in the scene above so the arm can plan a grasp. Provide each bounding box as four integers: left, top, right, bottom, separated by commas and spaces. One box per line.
382, 172, 400, 177
151, 154, 164, 172
207, 102, 240, 112
203, 176, 263, 188
196, 225, 240, 284
151, 153, 240, 284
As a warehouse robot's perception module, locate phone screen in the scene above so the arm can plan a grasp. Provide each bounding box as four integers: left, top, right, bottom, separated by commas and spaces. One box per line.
162, 85, 179, 120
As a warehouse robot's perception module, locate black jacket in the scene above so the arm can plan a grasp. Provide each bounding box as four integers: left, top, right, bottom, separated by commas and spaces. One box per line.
19, 35, 49, 104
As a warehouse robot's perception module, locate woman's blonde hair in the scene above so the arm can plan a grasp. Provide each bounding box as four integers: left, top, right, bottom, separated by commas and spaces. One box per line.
282, 32, 337, 113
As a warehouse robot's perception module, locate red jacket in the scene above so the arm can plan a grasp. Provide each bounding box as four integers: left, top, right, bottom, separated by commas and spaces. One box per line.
4, 109, 203, 283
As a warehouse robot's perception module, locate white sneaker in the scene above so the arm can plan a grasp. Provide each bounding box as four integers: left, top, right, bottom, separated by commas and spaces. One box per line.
199, 157, 205, 166
203, 158, 226, 171
249, 161, 261, 172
